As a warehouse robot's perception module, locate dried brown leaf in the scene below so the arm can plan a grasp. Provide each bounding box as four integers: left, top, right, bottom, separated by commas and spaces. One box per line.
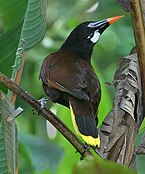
116, 0, 130, 12
97, 53, 143, 166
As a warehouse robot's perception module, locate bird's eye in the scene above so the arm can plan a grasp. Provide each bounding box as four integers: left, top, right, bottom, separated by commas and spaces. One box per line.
87, 33, 93, 39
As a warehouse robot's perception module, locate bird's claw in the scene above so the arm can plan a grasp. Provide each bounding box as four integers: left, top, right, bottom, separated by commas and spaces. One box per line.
39, 98, 48, 110
80, 143, 90, 160
33, 97, 48, 115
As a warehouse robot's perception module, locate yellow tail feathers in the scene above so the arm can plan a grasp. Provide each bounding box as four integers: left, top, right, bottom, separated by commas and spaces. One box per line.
80, 134, 100, 147
69, 103, 100, 147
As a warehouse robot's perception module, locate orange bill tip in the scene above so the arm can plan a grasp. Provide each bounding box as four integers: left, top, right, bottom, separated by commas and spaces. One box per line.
107, 15, 124, 25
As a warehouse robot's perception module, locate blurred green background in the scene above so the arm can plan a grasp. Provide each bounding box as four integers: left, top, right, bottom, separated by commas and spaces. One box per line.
0, 0, 136, 173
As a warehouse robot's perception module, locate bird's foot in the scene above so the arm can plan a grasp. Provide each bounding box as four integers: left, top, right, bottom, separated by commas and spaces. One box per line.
80, 143, 90, 160
39, 97, 48, 110
33, 97, 48, 115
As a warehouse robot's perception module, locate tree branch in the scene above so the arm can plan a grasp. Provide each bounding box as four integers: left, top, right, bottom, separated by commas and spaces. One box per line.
130, 0, 145, 117
0, 72, 93, 157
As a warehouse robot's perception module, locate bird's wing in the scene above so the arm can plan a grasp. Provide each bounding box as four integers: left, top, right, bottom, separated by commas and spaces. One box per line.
80, 59, 101, 111
40, 52, 89, 100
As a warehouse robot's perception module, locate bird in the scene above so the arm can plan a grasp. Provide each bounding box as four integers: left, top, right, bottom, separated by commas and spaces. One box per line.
39, 16, 123, 148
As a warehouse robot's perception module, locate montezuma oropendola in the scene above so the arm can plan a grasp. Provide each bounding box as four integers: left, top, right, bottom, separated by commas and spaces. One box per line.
40, 16, 123, 148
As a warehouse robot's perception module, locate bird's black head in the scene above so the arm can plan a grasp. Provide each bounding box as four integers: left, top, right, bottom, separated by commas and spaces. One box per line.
60, 16, 123, 61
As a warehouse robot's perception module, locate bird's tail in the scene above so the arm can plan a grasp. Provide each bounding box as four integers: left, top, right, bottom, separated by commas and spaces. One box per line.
69, 96, 100, 147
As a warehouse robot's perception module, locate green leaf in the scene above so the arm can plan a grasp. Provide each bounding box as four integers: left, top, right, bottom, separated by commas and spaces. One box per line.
19, 0, 47, 50
0, 0, 28, 32
136, 130, 145, 174
73, 157, 137, 174
19, 134, 64, 173
0, 0, 47, 94
0, 24, 22, 93
0, 92, 17, 174
8, 0, 47, 98
136, 154, 145, 174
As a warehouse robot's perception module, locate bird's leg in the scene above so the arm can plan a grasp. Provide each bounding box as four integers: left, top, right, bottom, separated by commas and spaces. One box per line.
80, 143, 90, 160
75, 143, 90, 160
33, 97, 48, 115
39, 97, 48, 110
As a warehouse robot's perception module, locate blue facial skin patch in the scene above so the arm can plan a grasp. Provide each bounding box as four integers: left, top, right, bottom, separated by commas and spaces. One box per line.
87, 20, 107, 28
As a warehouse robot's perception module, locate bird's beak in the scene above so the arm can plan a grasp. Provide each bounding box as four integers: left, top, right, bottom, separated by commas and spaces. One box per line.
88, 15, 123, 34
107, 16, 124, 25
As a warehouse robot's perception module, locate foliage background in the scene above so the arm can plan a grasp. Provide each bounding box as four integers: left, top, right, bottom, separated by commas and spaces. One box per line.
0, 0, 136, 174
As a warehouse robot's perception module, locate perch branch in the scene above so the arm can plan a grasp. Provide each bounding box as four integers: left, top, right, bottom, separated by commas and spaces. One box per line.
130, 0, 145, 116
0, 72, 93, 157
